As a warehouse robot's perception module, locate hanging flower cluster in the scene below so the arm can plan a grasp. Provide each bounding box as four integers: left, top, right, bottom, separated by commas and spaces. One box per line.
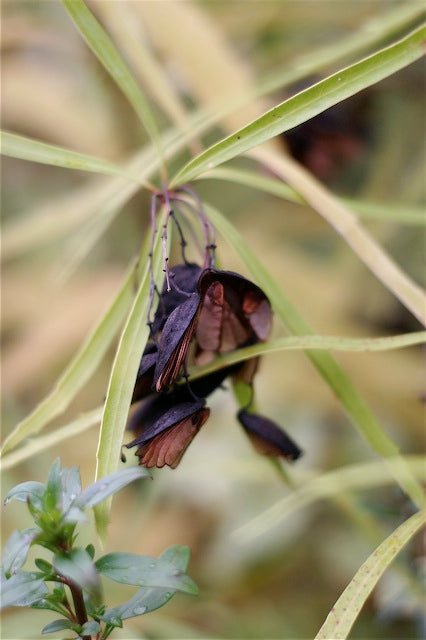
124, 188, 302, 469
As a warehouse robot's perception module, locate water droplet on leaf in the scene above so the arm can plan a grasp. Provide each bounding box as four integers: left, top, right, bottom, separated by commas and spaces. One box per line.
133, 606, 146, 615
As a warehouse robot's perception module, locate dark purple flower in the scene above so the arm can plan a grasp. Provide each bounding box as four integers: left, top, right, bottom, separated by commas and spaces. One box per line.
153, 268, 272, 391
126, 399, 210, 469
237, 409, 302, 461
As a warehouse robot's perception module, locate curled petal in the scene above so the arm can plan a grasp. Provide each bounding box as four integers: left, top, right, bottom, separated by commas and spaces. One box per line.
127, 401, 210, 469
153, 293, 201, 391
198, 269, 272, 349
151, 263, 201, 335
237, 409, 302, 461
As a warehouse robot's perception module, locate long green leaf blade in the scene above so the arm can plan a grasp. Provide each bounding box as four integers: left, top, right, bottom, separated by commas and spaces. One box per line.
1, 131, 144, 183
61, 0, 161, 154
200, 167, 426, 225
171, 25, 426, 187
1, 407, 102, 470
233, 456, 426, 544
189, 332, 426, 380
94, 211, 168, 538
249, 146, 426, 327
315, 509, 426, 639
205, 203, 425, 508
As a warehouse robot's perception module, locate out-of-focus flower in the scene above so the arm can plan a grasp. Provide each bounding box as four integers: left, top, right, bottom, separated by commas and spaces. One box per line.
237, 409, 302, 460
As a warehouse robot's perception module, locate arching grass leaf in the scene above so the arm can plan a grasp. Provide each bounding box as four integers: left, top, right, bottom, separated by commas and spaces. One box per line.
1, 131, 143, 184
94, 210, 169, 538
200, 167, 426, 226
248, 146, 426, 327
61, 0, 161, 154
1, 253, 147, 456
189, 332, 426, 380
1, 408, 102, 470
233, 456, 426, 544
171, 26, 425, 187
315, 509, 426, 639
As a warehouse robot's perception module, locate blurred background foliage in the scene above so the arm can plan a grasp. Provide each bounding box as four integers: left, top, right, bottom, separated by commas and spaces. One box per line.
1, 1, 425, 639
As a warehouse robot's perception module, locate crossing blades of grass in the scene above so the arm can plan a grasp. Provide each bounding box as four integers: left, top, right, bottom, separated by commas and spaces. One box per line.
1, 407, 102, 470
249, 146, 426, 327
1, 232, 150, 456
61, 0, 162, 160
170, 25, 425, 187
315, 509, 426, 639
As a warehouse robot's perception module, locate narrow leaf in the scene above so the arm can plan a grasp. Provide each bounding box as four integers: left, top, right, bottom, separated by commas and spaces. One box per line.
1, 258, 142, 455
62, 0, 161, 152
315, 509, 426, 639
1, 408, 101, 470
1, 131, 142, 183
171, 26, 426, 186
0, 571, 48, 609
205, 203, 425, 508
96, 547, 197, 595
233, 456, 426, 544
100, 586, 175, 623
59, 467, 82, 513
200, 167, 426, 226
249, 146, 426, 326
94, 210, 168, 538
76, 466, 150, 509
80, 621, 101, 635
189, 332, 426, 380
2, 529, 39, 577
42, 619, 76, 634
4, 481, 45, 506
53, 549, 99, 595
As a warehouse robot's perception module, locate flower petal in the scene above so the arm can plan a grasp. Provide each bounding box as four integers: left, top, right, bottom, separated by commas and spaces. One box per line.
153, 293, 201, 391
135, 406, 210, 468
237, 409, 302, 460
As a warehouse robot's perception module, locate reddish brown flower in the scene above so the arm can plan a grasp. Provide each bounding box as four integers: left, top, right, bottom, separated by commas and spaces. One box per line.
126, 400, 210, 469
153, 268, 272, 392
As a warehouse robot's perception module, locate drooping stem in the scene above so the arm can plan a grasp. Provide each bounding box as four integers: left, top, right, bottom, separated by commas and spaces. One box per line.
173, 194, 215, 268
177, 185, 216, 267
170, 209, 189, 264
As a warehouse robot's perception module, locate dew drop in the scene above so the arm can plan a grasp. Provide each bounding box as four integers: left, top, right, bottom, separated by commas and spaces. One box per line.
133, 605, 146, 615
